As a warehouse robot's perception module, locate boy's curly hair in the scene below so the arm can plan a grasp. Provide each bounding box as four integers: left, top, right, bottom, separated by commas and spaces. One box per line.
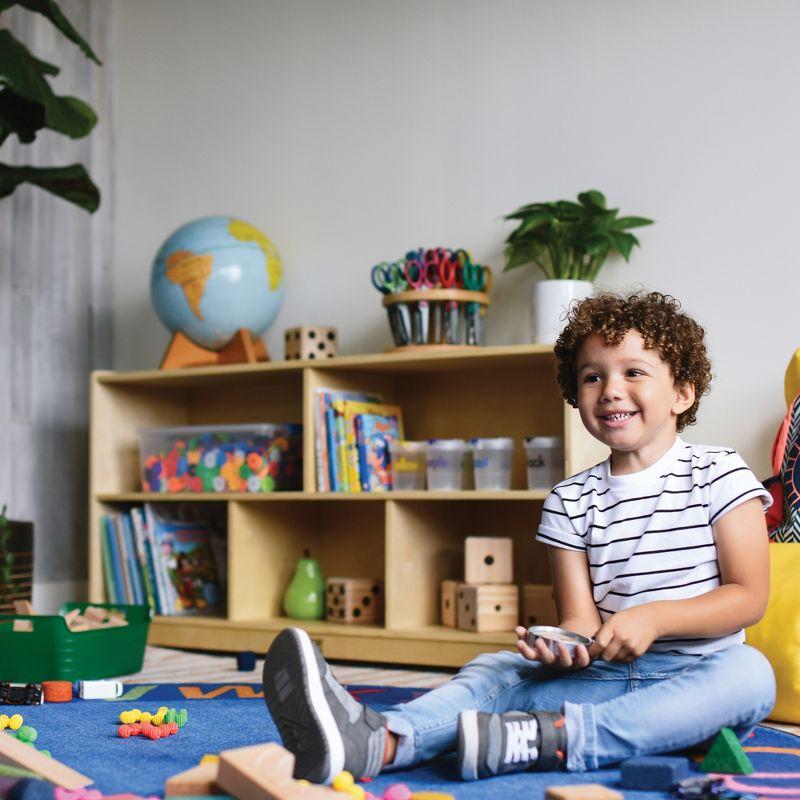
554, 291, 712, 431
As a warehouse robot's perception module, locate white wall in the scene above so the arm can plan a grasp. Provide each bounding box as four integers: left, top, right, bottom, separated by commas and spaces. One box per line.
112, 0, 800, 478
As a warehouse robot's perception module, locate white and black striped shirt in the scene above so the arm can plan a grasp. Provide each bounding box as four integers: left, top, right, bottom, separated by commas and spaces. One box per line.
536, 437, 772, 654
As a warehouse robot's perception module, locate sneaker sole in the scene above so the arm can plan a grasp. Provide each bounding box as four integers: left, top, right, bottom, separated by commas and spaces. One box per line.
262, 627, 345, 784
458, 709, 479, 781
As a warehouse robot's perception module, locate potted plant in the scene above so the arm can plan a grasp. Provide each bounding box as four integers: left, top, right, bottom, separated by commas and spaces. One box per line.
503, 190, 653, 343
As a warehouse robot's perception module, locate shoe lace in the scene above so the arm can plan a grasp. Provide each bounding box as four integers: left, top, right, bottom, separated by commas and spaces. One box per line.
503, 718, 539, 765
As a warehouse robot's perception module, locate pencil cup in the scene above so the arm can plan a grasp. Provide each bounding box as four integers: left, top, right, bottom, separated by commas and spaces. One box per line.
426, 439, 468, 491
524, 436, 564, 489
470, 437, 514, 490
389, 440, 427, 491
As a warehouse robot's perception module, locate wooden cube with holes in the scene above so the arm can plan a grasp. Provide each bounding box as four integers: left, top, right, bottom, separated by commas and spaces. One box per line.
284, 326, 338, 360
522, 583, 559, 627
464, 536, 513, 584
326, 577, 384, 624
440, 579, 461, 628
456, 583, 518, 632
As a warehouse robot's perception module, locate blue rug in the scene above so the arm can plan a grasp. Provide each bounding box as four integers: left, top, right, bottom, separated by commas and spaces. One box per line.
3, 683, 800, 799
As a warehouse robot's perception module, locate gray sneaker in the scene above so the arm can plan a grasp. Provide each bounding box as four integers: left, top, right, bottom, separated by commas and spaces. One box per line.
263, 627, 387, 784
457, 709, 567, 780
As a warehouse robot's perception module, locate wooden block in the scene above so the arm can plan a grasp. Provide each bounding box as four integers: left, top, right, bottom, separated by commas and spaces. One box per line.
0, 731, 92, 789
456, 584, 518, 632
165, 762, 221, 797
284, 326, 338, 361
62, 609, 81, 626
12, 601, 34, 616
12, 619, 33, 633
464, 537, 513, 584
83, 606, 109, 623
325, 577, 383, 624
546, 784, 623, 800
522, 583, 559, 628
440, 580, 459, 628
217, 742, 342, 799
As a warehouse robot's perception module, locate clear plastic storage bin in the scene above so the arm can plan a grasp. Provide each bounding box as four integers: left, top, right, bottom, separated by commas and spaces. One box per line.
470, 437, 514, 490
139, 423, 303, 493
388, 440, 427, 491
426, 439, 468, 491
524, 436, 564, 490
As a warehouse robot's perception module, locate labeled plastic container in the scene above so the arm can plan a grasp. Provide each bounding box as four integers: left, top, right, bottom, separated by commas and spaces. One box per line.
0, 603, 150, 683
470, 437, 514, 490
524, 436, 564, 489
139, 423, 303, 493
388, 440, 427, 491
426, 439, 468, 491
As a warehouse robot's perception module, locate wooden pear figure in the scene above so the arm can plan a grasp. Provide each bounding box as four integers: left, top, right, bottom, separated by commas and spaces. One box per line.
283, 550, 325, 619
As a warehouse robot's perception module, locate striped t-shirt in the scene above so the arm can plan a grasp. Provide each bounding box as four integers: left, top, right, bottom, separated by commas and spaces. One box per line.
536, 437, 771, 654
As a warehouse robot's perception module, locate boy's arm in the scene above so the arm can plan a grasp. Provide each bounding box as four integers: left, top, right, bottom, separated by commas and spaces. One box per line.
548, 545, 602, 637
590, 498, 769, 661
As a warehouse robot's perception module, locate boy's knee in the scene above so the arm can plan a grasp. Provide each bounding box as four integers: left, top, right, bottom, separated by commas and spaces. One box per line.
738, 646, 777, 717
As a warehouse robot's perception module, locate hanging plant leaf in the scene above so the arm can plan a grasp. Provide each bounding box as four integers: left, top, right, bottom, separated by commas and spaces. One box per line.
0, 162, 100, 211
0, 0, 102, 64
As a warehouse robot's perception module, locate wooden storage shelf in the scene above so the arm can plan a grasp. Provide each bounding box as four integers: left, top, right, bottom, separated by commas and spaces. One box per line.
89, 344, 607, 667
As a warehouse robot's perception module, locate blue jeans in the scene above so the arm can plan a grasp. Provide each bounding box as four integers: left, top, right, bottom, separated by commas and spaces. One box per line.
383, 644, 775, 772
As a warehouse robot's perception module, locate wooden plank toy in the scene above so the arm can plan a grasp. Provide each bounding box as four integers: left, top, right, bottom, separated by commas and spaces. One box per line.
464, 537, 513, 584
522, 583, 559, 627
284, 327, 338, 361
545, 784, 623, 800
456, 584, 518, 632
326, 577, 383, 624
440, 580, 459, 628
216, 742, 342, 799
0, 731, 92, 789
164, 762, 221, 797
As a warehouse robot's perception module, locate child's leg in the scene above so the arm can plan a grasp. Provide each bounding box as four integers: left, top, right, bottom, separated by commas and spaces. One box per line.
383, 648, 632, 771
564, 645, 775, 772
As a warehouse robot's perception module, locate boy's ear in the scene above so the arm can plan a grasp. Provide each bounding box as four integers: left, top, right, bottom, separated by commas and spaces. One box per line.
673, 382, 695, 415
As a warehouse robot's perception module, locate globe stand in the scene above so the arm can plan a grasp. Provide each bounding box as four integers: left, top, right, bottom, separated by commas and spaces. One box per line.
159, 329, 270, 370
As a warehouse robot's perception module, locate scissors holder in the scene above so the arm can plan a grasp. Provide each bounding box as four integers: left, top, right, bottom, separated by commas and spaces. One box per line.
383, 288, 490, 349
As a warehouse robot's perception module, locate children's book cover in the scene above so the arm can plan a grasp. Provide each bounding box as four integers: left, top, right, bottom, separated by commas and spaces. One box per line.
344, 401, 404, 492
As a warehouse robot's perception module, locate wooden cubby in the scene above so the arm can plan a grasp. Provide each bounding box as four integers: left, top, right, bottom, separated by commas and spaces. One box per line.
88, 345, 607, 667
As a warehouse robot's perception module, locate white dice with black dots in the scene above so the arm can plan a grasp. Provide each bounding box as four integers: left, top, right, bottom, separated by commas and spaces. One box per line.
326, 577, 384, 624
284, 326, 338, 360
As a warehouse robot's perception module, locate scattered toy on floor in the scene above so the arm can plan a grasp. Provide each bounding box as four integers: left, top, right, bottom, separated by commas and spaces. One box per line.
235, 652, 256, 672
73, 681, 122, 700
545, 785, 623, 800
699, 728, 754, 775
0, 731, 91, 790
41, 682, 72, 703
0, 685, 42, 706
620, 756, 691, 790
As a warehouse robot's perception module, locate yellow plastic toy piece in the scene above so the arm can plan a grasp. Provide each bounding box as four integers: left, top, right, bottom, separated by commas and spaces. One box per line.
140, 712, 152, 725
411, 794, 456, 800
345, 786, 365, 800
332, 771, 355, 791
199, 754, 219, 765
8, 714, 23, 731
786, 348, 800, 407
0, 715, 8, 730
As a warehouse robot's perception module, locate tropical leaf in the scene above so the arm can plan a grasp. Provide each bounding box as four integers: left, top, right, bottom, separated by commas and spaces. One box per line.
615, 215, 654, 230
578, 189, 607, 209
503, 240, 546, 272
0, 162, 100, 211
0, 0, 102, 64
0, 88, 45, 143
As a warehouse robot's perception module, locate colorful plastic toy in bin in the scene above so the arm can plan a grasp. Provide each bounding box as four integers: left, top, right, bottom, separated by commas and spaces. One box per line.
0, 603, 150, 683
139, 423, 302, 493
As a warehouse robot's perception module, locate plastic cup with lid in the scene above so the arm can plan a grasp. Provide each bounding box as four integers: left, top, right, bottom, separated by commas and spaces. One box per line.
388, 440, 427, 491
524, 436, 564, 490
425, 439, 468, 491
470, 437, 514, 490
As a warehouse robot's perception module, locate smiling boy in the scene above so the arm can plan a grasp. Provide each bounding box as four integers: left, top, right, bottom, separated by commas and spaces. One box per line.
262, 291, 776, 784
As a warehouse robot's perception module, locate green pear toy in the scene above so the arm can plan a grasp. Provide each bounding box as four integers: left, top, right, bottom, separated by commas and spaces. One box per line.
283, 550, 325, 619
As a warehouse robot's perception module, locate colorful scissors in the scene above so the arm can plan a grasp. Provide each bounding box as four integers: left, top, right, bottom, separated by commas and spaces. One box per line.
371, 262, 408, 294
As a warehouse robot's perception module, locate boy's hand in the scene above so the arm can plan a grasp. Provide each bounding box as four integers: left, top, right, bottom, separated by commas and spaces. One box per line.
588, 607, 660, 662
515, 626, 591, 670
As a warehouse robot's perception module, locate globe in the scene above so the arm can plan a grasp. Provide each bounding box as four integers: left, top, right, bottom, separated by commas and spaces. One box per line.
151, 216, 284, 351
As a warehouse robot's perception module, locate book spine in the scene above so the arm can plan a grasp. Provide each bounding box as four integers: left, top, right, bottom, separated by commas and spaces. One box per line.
354, 414, 370, 492
113, 514, 134, 604
144, 503, 171, 615
100, 517, 117, 605
314, 389, 330, 493
344, 407, 362, 494
122, 514, 145, 605
131, 507, 156, 611
324, 397, 340, 491
331, 401, 350, 492
104, 515, 126, 605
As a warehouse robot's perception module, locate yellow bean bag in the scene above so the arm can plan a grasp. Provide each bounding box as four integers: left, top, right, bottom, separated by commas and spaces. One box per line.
747, 543, 800, 722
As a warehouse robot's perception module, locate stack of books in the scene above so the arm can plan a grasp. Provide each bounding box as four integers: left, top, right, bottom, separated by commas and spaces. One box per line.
314, 388, 404, 492
100, 503, 225, 616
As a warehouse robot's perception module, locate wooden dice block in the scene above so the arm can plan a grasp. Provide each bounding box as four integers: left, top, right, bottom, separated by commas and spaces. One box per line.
464, 536, 513, 584
326, 577, 384, 624
440, 580, 460, 628
546, 784, 623, 800
522, 583, 559, 627
456, 583, 518, 632
284, 326, 338, 360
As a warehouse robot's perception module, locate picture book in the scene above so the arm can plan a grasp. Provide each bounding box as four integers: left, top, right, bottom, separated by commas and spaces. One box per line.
343, 401, 404, 492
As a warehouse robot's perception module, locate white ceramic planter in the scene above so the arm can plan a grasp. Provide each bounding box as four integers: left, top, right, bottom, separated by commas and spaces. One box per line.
533, 279, 594, 344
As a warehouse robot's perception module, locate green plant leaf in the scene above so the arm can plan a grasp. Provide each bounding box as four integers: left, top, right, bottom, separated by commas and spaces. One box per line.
503, 240, 546, 272
0, 30, 98, 138
578, 189, 607, 209
0, 162, 100, 211
508, 210, 553, 239
607, 231, 639, 261
0, 0, 102, 64
0, 87, 46, 143
615, 215, 654, 230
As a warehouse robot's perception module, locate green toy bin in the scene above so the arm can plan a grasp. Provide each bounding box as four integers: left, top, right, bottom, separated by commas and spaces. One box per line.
0, 602, 151, 683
